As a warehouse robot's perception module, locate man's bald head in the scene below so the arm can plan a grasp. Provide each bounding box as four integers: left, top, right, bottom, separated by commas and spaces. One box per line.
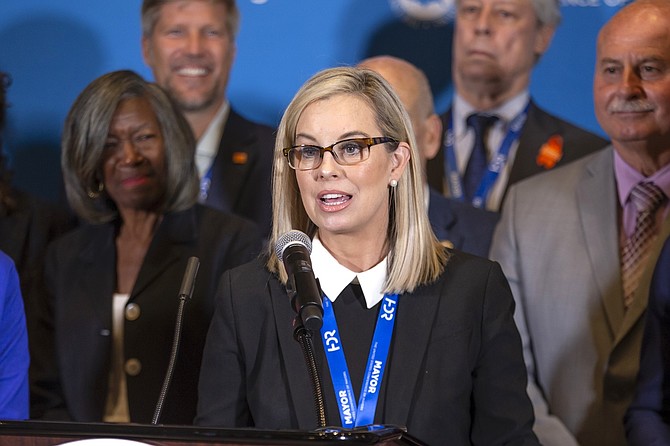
358, 56, 442, 166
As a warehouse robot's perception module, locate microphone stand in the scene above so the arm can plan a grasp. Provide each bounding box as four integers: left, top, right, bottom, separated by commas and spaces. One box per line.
293, 321, 327, 428
152, 296, 187, 425
152, 257, 200, 425
288, 276, 327, 428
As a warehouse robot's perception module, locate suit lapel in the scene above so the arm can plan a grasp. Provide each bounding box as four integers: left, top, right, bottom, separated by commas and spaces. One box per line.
131, 208, 196, 299
507, 102, 555, 189
269, 278, 318, 427
78, 224, 117, 326
208, 110, 257, 213
432, 104, 551, 200
384, 280, 442, 424
576, 149, 624, 337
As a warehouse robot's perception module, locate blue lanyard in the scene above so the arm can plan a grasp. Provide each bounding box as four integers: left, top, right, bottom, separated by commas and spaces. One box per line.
444, 102, 530, 208
320, 293, 399, 428
198, 167, 213, 202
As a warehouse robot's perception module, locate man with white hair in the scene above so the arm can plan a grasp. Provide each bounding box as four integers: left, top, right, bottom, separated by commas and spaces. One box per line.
427, 0, 608, 211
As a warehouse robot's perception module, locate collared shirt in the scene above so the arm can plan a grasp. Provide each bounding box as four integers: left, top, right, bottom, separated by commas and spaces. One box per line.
615, 150, 670, 238
452, 91, 530, 211
311, 237, 387, 309
195, 101, 230, 179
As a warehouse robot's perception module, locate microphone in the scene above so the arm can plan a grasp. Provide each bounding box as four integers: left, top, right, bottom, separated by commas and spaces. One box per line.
275, 230, 323, 331
152, 256, 200, 425
178, 256, 200, 300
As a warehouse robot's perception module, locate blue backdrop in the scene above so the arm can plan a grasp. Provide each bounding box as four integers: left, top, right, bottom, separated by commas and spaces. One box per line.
0, 0, 626, 202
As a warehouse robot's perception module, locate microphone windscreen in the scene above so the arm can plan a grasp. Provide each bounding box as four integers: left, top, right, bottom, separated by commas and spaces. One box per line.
275, 230, 312, 262
178, 256, 200, 299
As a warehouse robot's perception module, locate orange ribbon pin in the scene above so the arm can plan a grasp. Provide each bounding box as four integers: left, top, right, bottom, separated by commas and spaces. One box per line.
536, 134, 564, 170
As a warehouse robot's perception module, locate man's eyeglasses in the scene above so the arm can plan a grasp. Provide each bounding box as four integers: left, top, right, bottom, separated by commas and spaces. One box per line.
282, 137, 399, 171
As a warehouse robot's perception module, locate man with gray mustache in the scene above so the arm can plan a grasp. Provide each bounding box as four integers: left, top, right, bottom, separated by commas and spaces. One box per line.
489, 0, 670, 444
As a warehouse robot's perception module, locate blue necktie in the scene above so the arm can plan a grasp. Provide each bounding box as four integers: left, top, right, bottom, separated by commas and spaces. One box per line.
463, 113, 498, 202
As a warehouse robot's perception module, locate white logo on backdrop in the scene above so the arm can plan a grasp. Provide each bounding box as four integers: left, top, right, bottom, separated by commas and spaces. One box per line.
390, 0, 455, 26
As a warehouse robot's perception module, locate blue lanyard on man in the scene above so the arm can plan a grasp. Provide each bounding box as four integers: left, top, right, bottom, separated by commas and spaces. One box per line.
320, 293, 399, 428
199, 166, 214, 202
443, 102, 530, 208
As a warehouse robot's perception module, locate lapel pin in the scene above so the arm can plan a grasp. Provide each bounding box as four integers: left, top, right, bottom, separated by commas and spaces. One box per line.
232, 151, 248, 165
536, 134, 564, 170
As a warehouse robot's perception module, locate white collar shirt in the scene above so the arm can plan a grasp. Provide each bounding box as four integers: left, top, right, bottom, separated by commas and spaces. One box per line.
195, 100, 230, 179
311, 237, 387, 310
452, 91, 530, 211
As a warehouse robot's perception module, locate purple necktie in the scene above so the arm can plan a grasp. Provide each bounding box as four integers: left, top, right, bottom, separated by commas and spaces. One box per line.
621, 181, 666, 308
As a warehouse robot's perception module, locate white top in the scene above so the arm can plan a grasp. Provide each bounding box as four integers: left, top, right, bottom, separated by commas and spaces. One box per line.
195, 100, 230, 179
311, 237, 387, 309
452, 91, 530, 211
103, 293, 130, 423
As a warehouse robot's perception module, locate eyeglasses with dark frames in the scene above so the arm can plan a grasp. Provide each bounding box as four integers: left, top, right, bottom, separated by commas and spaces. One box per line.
282, 137, 399, 171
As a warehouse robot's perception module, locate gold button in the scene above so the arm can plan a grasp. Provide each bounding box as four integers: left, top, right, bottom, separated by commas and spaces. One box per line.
124, 358, 142, 376
125, 303, 141, 321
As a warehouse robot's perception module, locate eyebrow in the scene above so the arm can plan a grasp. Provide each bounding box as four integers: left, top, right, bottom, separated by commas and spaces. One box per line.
294, 131, 372, 145
599, 55, 666, 65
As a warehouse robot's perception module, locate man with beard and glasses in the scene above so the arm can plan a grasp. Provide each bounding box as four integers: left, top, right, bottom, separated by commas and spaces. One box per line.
427, 0, 608, 212
141, 0, 274, 237
489, 1, 670, 444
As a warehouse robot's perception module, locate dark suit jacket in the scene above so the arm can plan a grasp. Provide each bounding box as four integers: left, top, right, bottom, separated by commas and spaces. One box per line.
35, 204, 262, 424
0, 190, 74, 305
626, 236, 670, 445
203, 108, 275, 237
427, 100, 609, 208
0, 190, 75, 416
428, 187, 499, 258
196, 252, 539, 446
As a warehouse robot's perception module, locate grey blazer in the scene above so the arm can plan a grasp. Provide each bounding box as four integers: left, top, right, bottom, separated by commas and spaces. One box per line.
490, 147, 670, 446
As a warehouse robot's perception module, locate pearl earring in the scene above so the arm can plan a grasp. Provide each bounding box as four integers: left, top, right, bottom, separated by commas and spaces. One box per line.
389, 179, 398, 188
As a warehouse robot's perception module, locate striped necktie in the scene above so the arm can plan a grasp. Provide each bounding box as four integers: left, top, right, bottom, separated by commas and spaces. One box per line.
621, 181, 666, 308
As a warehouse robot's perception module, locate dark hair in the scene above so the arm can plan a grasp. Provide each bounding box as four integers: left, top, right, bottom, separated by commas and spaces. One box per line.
61, 70, 199, 223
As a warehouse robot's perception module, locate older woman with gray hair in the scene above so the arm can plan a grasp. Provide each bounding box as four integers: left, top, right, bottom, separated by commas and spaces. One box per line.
33, 70, 262, 425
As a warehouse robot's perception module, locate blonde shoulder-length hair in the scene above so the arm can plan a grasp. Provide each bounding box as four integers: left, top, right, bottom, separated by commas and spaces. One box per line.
267, 66, 446, 294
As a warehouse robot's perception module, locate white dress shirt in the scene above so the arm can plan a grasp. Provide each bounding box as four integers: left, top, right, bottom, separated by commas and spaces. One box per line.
311, 237, 387, 309
452, 91, 530, 211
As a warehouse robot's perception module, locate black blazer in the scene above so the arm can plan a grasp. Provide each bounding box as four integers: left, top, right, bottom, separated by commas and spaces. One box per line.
428, 187, 499, 258
196, 252, 539, 446
0, 190, 74, 304
203, 108, 275, 237
35, 205, 262, 424
427, 100, 609, 207
0, 190, 75, 418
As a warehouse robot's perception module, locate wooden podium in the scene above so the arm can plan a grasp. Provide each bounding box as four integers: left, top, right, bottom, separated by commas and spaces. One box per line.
0, 420, 426, 445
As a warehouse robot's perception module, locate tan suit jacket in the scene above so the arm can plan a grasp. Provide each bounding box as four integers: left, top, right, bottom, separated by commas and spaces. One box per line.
490, 147, 670, 446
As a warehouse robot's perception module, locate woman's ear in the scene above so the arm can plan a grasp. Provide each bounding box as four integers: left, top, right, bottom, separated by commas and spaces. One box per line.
390, 141, 411, 177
